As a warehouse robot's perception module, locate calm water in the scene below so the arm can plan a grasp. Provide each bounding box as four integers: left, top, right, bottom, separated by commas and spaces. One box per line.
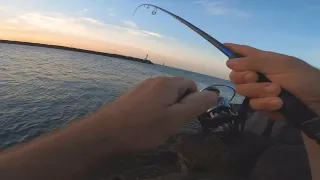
0, 43, 242, 150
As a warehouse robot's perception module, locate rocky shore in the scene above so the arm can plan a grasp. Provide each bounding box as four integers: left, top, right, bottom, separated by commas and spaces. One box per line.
0, 40, 154, 65
91, 107, 311, 180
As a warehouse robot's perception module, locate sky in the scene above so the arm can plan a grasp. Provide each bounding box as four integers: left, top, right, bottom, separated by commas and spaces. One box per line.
0, 0, 319, 79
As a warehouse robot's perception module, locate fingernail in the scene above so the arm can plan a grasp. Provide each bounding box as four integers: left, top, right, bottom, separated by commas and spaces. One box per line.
227, 59, 239, 68
266, 84, 279, 93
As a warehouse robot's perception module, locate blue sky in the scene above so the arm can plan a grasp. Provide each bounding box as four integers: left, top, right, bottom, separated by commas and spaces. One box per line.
0, 0, 319, 78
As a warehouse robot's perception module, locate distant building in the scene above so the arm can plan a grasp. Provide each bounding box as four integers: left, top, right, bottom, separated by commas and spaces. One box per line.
144, 54, 148, 61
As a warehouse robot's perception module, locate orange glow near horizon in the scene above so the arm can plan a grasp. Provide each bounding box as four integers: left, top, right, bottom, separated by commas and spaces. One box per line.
0, 28, 143, 57
0, 10, 230, 79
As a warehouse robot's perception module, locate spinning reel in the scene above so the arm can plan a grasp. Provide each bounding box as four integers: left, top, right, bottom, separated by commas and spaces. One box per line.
197, 85, 248, 140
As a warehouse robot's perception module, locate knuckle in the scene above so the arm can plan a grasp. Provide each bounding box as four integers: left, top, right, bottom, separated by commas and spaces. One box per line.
142, 78, 153, 84
229, 71, 237, 81
154, 77, 172, 87
143, 77, 158, 85
188, 80, 197, 88
242, 45, 253, 49
257, 51, 269, 60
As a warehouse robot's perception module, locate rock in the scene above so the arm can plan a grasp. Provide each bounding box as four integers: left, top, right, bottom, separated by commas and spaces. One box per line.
250, 143, 311, 180
175, 131, 273, 178
150, 172, 244, 180
91, 110, 307, 180
93, 149, 181, 180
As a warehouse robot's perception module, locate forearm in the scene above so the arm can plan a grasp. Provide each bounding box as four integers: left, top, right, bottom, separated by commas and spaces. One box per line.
0, 112, 121, 180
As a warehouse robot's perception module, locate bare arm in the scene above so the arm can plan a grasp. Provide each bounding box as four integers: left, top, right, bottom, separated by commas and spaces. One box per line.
0, 77, 217, 180
0, 115, 118, 180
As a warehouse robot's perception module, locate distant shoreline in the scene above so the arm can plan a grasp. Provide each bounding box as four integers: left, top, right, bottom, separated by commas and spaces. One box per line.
0, 40, 154, 65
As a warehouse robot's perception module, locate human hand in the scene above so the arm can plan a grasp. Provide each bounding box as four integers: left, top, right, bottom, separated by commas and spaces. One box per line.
225, 43, 320, 118
93, 77, 218, 153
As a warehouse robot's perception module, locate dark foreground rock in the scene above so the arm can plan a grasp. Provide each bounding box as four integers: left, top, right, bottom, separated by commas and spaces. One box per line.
250, 144, 311, 180
92, 112, 311, 180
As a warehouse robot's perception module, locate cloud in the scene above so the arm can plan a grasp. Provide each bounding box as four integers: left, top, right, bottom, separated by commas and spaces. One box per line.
193, 0, 209, 4
1, 12, 163, 40
0, 6, 7, 10
121, 20, 139, 29
125, 28, 162, 38
107, 8, 116, 17
8, 13, 88, 36
206, 2, 228, 15
81, 17, 105, 26
0, 11, 229, 78
195, 0, 250, 18
81, 9, 89, 12
108, 12, 115, 17
6, 18, 19, 24
119, 20, 161, 38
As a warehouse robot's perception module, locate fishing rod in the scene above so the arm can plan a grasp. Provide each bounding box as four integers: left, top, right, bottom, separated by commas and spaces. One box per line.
133, 4, 240, 58
133, 4, 319, 141
134, 4, 251, 138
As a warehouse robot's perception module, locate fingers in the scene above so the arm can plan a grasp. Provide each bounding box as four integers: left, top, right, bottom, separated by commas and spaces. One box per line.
172, 91, 218, 122
158, 76, 198, 93
167, 77, 199, 103
225, 44, 299, 75
236, 83, 281, 98
234, 82, 282, 111
230, 71, 258, 84
224, 43, 273, 73
146, 77, 198, 104
226, 56, 280, 74
226, 57, 262, 72
250, 97, 283, 111
174, 78, 198, 96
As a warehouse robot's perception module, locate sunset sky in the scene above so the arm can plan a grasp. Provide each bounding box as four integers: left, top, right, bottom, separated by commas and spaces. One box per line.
0, 0, 319, 79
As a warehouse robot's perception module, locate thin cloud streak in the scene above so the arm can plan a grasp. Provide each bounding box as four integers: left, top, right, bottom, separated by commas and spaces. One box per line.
194, 0, 250, 18
108, 12, 115, 17
121, 20, 139, 29
81, 17, 105, 26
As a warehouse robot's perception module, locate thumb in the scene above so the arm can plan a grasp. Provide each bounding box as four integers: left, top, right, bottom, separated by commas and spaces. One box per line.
224, 43, 262, 57
172, 91, 218, 121
224, 43, 269, 73
225, 43, 304, 75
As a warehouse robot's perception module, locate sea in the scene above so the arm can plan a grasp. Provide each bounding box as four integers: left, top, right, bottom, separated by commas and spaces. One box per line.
0, 43, 243, 150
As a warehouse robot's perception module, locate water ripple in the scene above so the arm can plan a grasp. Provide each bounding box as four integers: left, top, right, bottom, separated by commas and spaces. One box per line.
0, 43, 242, 150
